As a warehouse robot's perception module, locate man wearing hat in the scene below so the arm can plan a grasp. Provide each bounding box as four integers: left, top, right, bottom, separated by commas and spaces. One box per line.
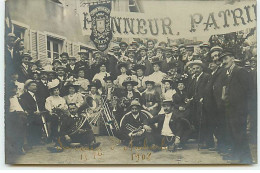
143, 99, 191, 151
199, 43, 210, 63
119, 99, 153, 146
186, 45, 194, 61
219, 51, 253, 163
13, 38, 25, 69
75, 49, 90, 76
154, 46, 164, 61
161, 47, 176, 73
5, 33, 16, 72
20, 80, 45, 147
188, 60, 210, 140
103, 74, 120, 101
35, 70, 50, 103
119, 41, 128, 56
56, 65, 68, 96
66, 57, 78, 78
17, 53, 33, 83
147, 40, 155, 51
136, 46, 153, 76
202, 46, 229, 152
60, 52, 69, 66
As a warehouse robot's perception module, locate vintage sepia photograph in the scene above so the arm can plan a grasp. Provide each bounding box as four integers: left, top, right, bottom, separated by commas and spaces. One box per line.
4, 0, 257, 165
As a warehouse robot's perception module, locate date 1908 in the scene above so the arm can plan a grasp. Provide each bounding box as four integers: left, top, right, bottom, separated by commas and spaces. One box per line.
131, 153, 151, 162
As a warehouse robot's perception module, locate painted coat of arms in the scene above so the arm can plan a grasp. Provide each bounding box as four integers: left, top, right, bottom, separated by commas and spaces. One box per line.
89, 2, 112, 52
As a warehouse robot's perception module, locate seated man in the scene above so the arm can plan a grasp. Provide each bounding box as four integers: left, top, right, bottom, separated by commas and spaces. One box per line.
144, 99, 191, 151
48, 103, 100, 152
119, 99, 153, 146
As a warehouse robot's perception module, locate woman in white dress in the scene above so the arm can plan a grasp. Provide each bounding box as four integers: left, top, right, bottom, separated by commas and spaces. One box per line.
161, 77, 176, 100
76, 67, 90, 94
148, 59, 167, 95
114, 62, 129, 89
45, 79, 68, 113
63, 83, 84, 108
45, 79, 68, 141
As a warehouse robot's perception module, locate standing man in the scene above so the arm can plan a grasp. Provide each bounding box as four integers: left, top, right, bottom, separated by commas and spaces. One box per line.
119, 42, 128, 56
17, 53, 33, 83
188, 60, 210, 142
20, 80, 45, 147
66, 57, 77, 78
60, 52, 69, 67
219, 51, 252, 164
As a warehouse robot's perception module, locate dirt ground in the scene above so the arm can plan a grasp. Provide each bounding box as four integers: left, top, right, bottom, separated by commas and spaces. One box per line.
5, 136, 257, 165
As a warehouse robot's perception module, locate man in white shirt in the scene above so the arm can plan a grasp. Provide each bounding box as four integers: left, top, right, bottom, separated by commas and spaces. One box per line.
144, 99, 191, 151
6, 83, 27, 155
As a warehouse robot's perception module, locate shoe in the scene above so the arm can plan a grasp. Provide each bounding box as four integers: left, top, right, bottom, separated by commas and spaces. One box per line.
208, 147, 217, 151
47, 146, 63, 153
17, 148, 26, 155
151, 144, 161, 152
222, 155, 239, 161
89, 142, 101, 150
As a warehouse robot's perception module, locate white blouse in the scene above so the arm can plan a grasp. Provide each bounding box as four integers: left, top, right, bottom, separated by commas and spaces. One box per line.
45, 96, 68, 113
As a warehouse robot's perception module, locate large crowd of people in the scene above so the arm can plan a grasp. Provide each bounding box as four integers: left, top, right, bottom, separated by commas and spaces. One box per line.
5, 32, 257, 164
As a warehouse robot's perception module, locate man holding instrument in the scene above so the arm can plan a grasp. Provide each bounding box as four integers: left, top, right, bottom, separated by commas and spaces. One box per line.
48, 103, 101, 153
119, 99, 153, 146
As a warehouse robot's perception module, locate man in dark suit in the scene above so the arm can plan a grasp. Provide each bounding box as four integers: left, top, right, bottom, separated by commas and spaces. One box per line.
36, 70, 50, 103
219, 51, 252, 164
56, 66, 68, 96
5, 33, 16, 77
161, 47, 176, 73
188, 60, 210, 143
202, 46, 227, 150
20, 80, 45, 146
119, 99, 153, 146
75, 49, 91, 80
17, 53, 33, 83
144, 100, 191, 151
66, 57, 78, 78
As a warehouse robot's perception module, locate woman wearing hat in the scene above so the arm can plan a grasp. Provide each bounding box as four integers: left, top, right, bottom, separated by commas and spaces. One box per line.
45, 79, 68, 113
161, 77, 176, 101
63, 83, 84, 108
52, 59, 62, 71
141, 80, 160, 116
148, 58, 167, 95
121, 77, 141, 112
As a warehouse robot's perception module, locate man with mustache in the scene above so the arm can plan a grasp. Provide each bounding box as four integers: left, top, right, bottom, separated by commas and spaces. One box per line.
219, 51, 253, 164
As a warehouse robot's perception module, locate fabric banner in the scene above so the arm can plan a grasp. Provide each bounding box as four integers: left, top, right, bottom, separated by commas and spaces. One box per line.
89, 1, 112, 51
78, 0, 256, 41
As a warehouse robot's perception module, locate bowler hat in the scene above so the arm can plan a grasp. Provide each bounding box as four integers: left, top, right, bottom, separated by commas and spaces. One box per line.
60, 52, 69, 58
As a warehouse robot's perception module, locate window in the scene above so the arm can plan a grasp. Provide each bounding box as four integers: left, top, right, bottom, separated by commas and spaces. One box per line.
47, 37, 62, 60
13, 24, 25, 39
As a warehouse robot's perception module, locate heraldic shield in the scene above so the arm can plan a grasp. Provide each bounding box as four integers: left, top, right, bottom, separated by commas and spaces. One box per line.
89, 2, 112, 52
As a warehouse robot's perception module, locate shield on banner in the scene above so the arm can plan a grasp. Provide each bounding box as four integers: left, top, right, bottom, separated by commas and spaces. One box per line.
96, 18, 105, 33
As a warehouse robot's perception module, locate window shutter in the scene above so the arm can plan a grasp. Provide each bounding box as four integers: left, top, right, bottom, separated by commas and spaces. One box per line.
37, 32, 48, 66
66, 41, 73, 56
73, 43, 80, 61
30, 30, 37, 61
